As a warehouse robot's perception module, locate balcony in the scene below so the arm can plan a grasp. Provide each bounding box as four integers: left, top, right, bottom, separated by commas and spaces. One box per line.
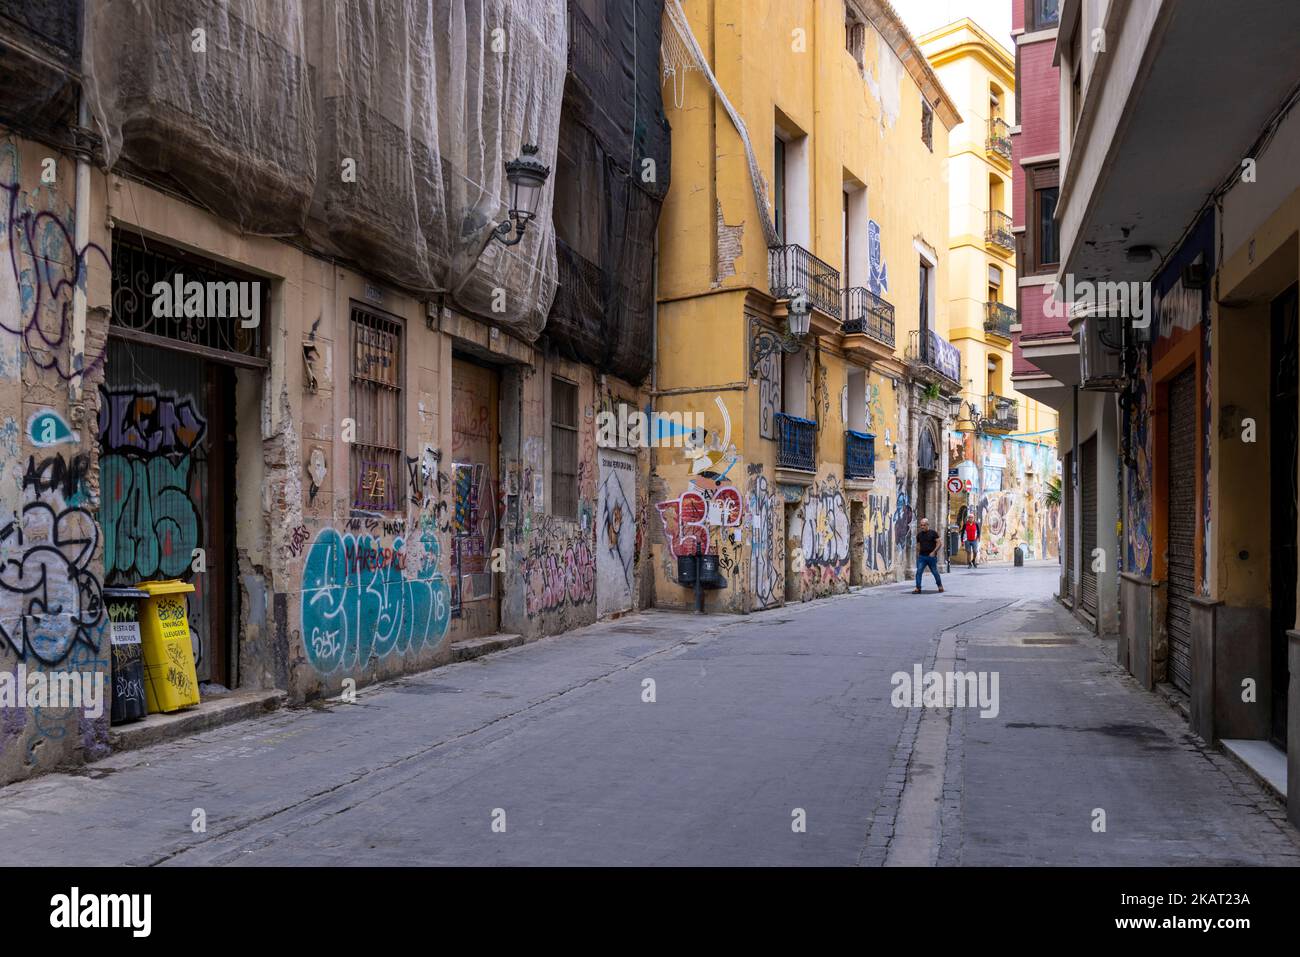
550, 237, 605, 359
770, 244, 841, 331
986, 118, 1012, 162
845, 430, 875, 481
984, 301, 1017, 338
841, 286, 896, 362
567, 2, 610, 87
775, 412, 816, 473
906, 329, 962, 392
985, 394, 1019, 432
985, 210, 1015, 253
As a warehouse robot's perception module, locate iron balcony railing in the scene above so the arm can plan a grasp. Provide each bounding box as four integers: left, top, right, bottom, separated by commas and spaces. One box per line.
984, 301, 1017, 337
986, 393, 1019, 431
770, 243, 841, 320
986, 210, 1015, 251
842, 286, 896, 347
775, 412, 816, 472
845, 430, 875, 480
986, 118, 1012, 161
567, 2, 610, 87
906, 329, 962, 387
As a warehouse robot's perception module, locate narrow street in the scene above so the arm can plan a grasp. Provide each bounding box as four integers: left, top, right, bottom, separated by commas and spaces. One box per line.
2, 562, 1294, 867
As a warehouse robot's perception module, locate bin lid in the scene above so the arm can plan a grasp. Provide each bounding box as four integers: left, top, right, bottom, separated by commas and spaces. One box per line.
135, 579, 196, 596
102, 586, 149, 599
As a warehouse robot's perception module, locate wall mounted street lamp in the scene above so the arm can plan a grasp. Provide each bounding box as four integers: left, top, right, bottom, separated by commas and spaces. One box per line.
749, 290, 811, 377
786, 290, 812, 337
492, 144, 551, 246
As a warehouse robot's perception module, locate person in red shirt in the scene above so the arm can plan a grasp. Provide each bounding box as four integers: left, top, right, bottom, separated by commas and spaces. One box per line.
963, 516, 981, 568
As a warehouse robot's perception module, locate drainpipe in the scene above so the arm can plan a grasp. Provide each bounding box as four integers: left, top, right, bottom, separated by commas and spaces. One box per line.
69, 3, 92, 403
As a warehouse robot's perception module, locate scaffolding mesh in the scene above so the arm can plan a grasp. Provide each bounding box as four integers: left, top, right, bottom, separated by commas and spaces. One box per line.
84, 0, 566, 341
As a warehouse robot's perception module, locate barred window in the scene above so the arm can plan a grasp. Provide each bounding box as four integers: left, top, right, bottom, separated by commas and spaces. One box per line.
921, 99, 934, 152
350, 305, 403, 511
551, 377, 579, 520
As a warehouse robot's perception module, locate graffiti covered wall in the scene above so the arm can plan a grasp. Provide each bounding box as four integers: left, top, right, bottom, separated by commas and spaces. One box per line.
948, 432, 1061, 563
1, 139, 111, 783
498, 363, 650, 637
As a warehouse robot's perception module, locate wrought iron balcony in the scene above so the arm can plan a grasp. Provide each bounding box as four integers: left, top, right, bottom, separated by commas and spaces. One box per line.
984, 301, 1017, 337
567, 2, 610, 86
845, 430, 875, 480
986, 393, 1019, 432
906, 329, 962, 389
775, 412, 816, 472
985, 210, 1015, 252
770, 243, 841, 320
986, 118, 1012, 161
842, 286, 896, 347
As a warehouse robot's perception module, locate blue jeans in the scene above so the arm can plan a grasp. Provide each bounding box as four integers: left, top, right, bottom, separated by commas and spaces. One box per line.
916, 554, 942, 589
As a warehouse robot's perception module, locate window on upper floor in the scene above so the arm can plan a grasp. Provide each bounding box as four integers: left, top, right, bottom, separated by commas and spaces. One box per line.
774, 116, 810, 249
1025, 164, 1060, 272
845, 7, 865, 70
921, 99, 934, 151
774, 135, 787, 244
1027, 0, 1060, 31
919, 258, 933, 334
551, 376, 579, 520
1038, 186, 1060, 266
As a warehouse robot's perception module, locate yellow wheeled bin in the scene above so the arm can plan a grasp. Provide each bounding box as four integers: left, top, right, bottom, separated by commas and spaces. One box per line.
136, 579, 201, 713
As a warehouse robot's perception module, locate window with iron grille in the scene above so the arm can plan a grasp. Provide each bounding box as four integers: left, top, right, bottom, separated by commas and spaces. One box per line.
921, 99, 934, 152
551, 377, 579, 520
350, 305, 403, 512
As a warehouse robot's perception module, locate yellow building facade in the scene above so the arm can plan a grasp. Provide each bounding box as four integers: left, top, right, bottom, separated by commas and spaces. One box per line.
919, 19, 1061, 564
653, 0, 962, 612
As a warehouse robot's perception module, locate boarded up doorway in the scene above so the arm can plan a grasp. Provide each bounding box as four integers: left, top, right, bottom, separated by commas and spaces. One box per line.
450, 355, 501, 638
596, 450, 636, 616
100, 339, 234, 687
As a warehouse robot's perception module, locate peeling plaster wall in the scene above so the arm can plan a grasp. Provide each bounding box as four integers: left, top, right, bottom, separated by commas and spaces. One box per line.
864, 31, 905, 132
0, 134, 112, 785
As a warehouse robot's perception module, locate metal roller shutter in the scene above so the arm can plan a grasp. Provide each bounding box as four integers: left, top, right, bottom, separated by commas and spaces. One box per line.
1080, 437, 1098, 616
1063, 451, 1074, 600
1166, 367, 1197, 693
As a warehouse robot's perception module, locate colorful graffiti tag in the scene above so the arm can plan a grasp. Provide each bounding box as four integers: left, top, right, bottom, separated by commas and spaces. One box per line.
300, 528, 451, 674
523, 517, 596, 617
655, 482, 743, 558
98, 388, 206, 582
865, 492, 896, 573
800, 478, 850, 586
747, 473, 780, 608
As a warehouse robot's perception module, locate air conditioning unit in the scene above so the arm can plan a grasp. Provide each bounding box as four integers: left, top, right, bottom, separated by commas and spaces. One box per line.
1070, 303, 1124, 392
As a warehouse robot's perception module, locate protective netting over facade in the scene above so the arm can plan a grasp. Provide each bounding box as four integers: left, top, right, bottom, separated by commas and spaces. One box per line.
544, 0, 670, 385
83, 0, 567, 341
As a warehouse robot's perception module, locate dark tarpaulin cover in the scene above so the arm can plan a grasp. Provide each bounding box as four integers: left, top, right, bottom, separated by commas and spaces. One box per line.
0, 0, 82, 143
545, 0, 669, 386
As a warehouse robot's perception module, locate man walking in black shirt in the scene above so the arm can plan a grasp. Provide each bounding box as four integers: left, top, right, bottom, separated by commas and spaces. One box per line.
913, 517, 944, 593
